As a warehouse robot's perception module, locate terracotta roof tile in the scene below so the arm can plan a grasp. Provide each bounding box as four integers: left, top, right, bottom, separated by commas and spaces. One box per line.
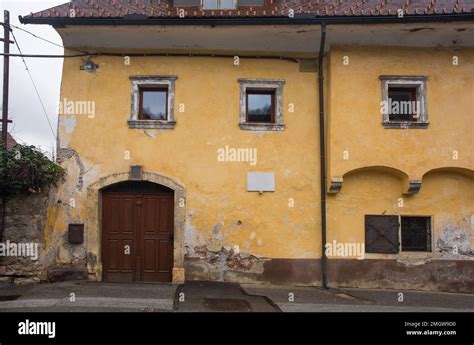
23, 0, 474, 20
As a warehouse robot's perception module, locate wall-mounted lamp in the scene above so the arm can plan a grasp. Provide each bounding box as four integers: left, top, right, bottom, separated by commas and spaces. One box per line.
80, 59, 99, 73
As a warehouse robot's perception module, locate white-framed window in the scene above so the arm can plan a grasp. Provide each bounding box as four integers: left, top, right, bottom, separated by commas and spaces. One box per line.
128, 76, 177, 129
238, 79, 285, 131
202, 0, 236, 10
379, 76, 429, 129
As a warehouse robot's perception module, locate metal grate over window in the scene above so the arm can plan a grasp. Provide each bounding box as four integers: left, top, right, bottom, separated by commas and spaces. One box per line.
401, 216, 431, 252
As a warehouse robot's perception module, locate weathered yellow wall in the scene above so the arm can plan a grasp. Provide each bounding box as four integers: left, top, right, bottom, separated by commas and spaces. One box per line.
44, 44, 473, 283
325, 46, 473, 262
327, 169, 474, 260
46, 51, 321, 276
327, 46, 473, 181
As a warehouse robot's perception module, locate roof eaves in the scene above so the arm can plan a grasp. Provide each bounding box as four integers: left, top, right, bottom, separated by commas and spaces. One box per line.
18, 13, 474, 26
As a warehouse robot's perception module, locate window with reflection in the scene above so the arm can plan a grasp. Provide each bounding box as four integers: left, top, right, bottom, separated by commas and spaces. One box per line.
139, 88, 168, 120
246, 90, 275, 124
202, 0, 236, 9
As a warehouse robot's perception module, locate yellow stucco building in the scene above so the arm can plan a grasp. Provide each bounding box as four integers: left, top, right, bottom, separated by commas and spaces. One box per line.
20, 0, 473, 292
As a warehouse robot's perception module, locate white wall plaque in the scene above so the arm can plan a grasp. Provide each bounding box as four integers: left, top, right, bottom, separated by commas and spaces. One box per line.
247, 172, 275, 192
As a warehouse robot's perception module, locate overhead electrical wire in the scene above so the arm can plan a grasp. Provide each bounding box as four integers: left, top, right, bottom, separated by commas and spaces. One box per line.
2, 23, 303, 63
10, 29, 57, 142
0, 50, 301, 63
8, 23, 88, 54
1, 52, 91, 58
3, 23, 303, 149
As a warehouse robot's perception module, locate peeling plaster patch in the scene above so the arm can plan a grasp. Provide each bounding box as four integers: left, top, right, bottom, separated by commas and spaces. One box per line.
187, 245, 267, 282
437, 226, 472, 256
208, 238, 226, 252
184, 220, 197, 255
249, 232, 256, 240
257, 239, 264, 246
184, 220, 205, 257
74, 155, 85, 192
141, 129, 163, 138
58, 148, 101, 195
61, 116, 77, 135
87, 252, 97, 268
283, 169, 291, 178
44, 230, 61, 269
58, 116, 77, 148
81, 164, 101, 188
61, 231, 86, 263
57, 148, 75, 164
213, 222, 224, 239
58, 148, 86, 192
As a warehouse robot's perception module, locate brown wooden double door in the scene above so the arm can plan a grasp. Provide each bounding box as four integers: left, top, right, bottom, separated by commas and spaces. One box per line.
102, 191, 174, 282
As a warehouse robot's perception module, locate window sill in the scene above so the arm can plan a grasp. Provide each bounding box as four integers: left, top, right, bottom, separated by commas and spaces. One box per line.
128, 120, 176, 129
239, 123, 285, 131
400, 250, 432, 253
382, 121, 429, 129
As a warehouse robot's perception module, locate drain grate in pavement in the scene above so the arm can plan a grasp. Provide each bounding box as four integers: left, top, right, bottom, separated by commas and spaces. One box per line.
0, 295, 21, 301
203, 298, 252, 312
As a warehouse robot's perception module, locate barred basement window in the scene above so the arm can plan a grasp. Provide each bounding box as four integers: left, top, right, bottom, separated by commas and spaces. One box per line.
380, 76, 429, 129
365, 215, 432, 254
401, 216, 431, 252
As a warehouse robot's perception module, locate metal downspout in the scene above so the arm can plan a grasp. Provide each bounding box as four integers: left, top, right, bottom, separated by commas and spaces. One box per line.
318, 22, 328, 289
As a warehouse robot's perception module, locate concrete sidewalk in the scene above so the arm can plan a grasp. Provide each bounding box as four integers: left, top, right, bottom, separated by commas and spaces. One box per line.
0, 281, 177, 312
242, 284, 474, 312
0, 280, 473, 312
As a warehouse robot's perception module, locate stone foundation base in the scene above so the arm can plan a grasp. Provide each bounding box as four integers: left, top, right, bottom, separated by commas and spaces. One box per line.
172, 268, 185, 283
186, 258, 474, 294
47, 266, 89, 282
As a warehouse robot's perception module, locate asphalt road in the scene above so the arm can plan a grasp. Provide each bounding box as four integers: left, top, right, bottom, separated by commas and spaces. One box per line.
0, 281, 473, 312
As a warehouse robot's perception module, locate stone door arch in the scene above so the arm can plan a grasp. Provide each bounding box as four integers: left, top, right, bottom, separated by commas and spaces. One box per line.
86, 171, 185, 283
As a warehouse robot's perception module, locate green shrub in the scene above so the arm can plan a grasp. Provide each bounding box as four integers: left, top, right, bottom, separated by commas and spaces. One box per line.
0, 144, 64, 198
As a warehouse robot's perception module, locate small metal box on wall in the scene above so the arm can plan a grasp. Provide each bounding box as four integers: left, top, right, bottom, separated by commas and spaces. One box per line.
130, 165, 143, 180
68, 224, 84, 244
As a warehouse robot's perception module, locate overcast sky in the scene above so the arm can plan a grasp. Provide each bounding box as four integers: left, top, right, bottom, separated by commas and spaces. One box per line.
0, 0, 66, 156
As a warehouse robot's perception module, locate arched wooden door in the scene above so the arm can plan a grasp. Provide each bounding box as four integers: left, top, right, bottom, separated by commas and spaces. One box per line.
101, 181, 174, 282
